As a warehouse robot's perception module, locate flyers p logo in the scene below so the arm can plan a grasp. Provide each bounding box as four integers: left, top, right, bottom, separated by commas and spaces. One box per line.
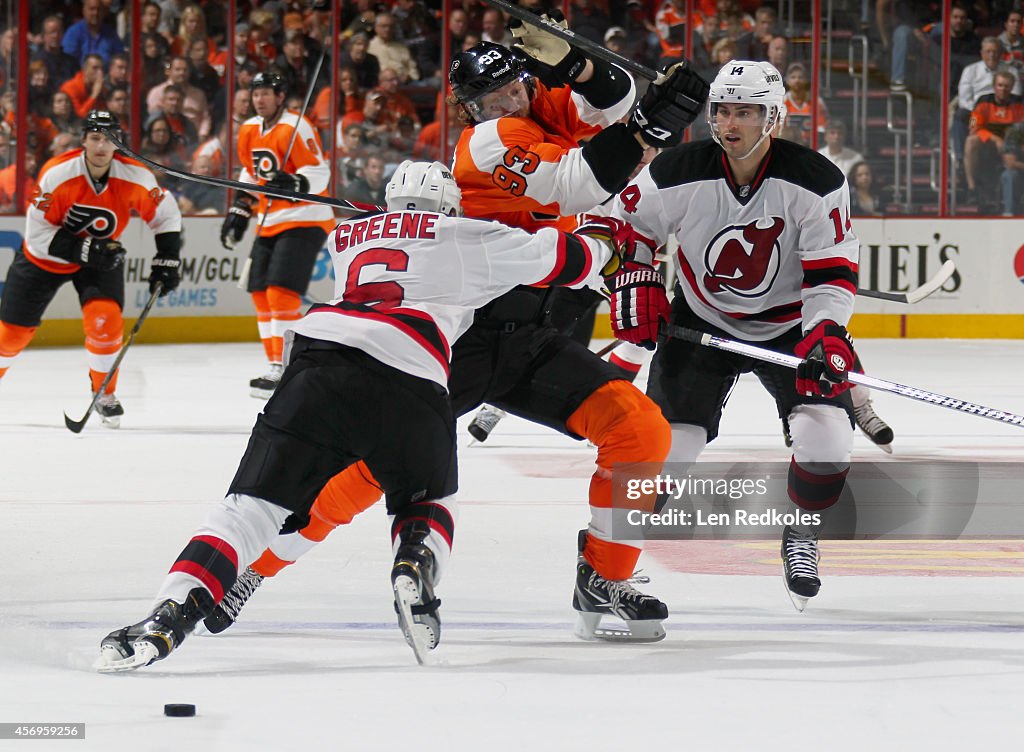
64, 205, 118, 238
252, 149, 280, 181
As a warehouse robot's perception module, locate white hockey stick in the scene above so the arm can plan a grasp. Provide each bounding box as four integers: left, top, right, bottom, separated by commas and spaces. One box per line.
662, 322, 1024, 428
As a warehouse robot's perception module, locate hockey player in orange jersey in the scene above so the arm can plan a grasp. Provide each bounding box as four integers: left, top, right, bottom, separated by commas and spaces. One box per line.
219, 71, 334, 399
205, 30, 709, 643
0, 111, 182, 426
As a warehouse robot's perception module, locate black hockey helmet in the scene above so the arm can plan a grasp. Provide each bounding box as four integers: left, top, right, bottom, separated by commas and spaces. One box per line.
82, 110, 124, 142
250, 70, 286, 94
449, 42, 531, 123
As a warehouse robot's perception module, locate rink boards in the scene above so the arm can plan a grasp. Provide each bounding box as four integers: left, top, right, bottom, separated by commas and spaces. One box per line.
1, 215, 1023, 345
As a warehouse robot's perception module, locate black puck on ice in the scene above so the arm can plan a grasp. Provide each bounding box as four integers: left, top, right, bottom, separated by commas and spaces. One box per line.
164, 704, 196, 717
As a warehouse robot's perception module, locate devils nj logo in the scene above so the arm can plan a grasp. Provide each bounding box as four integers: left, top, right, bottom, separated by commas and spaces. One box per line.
64, 205, 118, 238
251, 148, 280, 181
703, 217, 785, 298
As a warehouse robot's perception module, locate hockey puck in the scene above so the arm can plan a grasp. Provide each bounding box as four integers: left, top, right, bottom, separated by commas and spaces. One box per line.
164, 704, 196, 717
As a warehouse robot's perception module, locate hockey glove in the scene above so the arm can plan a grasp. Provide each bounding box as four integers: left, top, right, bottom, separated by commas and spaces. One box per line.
628, 62, 710, 149
220, 194, 254, 250
574, 215, 645, 276
606, 261, 670, 350
509, 10, 587, 86
264, 170, 310, 201
77, 237, 126, 271
794, 320, 857, 397
149, 231, 181, 296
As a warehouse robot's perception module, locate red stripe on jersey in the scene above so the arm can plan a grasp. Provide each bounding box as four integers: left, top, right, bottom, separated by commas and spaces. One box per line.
535, 231, 569, 286
801, 257, 858, 272
315, 307, 451, 378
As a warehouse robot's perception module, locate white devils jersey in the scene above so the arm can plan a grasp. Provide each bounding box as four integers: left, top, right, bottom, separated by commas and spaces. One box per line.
611, 138, 859, 341
289, 211, 611, 387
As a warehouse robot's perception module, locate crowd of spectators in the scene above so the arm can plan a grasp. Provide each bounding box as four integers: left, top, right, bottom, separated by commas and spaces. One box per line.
2, 1, 1024, 216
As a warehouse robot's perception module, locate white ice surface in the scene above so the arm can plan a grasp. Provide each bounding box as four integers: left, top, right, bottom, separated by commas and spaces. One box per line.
2, 339, 1024, 751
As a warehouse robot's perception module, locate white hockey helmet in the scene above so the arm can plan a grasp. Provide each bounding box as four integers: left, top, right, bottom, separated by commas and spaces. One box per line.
385, 160, 463, 216
707, 60, 786, 156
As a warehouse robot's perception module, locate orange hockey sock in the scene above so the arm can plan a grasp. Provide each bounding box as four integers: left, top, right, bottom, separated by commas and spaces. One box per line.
0, 322, 37, 381
266, 285, 302, 363
251, 290, 274, 361
82, 299, 123, 393
566, 380, 671, 580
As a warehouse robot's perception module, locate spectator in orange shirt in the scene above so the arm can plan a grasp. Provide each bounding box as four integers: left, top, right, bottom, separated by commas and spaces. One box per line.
783, 61, 828, 146
171, 4, 216, 58
965, 69, 1024, 208
313, 65, 364, 134
59, 54, 107, 118
374, 67, 421, 128
0, 150, 38, 213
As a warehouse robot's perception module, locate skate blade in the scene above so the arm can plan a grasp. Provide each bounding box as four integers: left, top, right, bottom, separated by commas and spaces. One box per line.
875, 442, 893, 455
94, 641, 159, 673
783, 579, 811, 613
100, 415, 121, 429
392, 575, 433, 665
574, 611, 666, 643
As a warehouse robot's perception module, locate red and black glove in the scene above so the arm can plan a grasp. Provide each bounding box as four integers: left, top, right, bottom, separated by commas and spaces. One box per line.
574, 215, 642, 275
606, 261, 670, 350
794, 320, 857, 397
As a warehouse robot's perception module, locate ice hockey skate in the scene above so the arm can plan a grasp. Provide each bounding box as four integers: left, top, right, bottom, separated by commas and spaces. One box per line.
852, 389, 894, 453
572, 531, 667, 642
95, 587, 214, 672
467, 404, 506, 444
391, 525, 441, 664
250, 362, 283, 399
781, 525, 821, 612
95, 392, 124, 429
200, 567, 264, 635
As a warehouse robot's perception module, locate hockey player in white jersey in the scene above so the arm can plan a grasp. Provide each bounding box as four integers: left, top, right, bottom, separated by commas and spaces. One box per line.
95, 161, 645, 669
610, 61, 860, 611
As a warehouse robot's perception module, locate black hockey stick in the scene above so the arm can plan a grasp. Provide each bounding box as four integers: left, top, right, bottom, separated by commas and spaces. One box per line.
483, 0, 662, 81
662, 322, 1024, 428
64, 283, 163, 433
594, 259, 957, 359
103, 130, 379, 215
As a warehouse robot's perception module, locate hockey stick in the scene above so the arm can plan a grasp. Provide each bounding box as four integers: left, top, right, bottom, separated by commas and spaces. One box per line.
104, 130, 378, 215
662, 322, 1024, 429
64, 283, 163, 433
855, 259, 956, 303
239, 47, 329, 290
595, 259, 957, 359
482, 0, 661, 81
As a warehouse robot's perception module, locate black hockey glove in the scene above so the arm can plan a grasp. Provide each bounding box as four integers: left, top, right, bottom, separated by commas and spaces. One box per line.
264, 170, 310, 201
77, 236, 126, 271
509, 10, 587, 87
149, 232, 181, 296
628, 62, 710, 149
220, 194, 254, 250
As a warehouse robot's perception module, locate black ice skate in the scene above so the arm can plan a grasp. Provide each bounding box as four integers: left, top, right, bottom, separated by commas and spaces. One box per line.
250, 362, 283, 400
201, 567, 264, 634
95, 392, 124, 429
852, 389, 893, 454
391, 523, 441, 664
467, 404, 506, 444
781, 525, 821, 612
95, 587, 214, 672
572, 531, 667, 643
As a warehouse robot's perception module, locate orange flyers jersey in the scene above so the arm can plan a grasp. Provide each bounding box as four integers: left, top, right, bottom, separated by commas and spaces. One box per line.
236, 110, 335, 237
26, 149, 182, 274
452, 79, 636, 233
